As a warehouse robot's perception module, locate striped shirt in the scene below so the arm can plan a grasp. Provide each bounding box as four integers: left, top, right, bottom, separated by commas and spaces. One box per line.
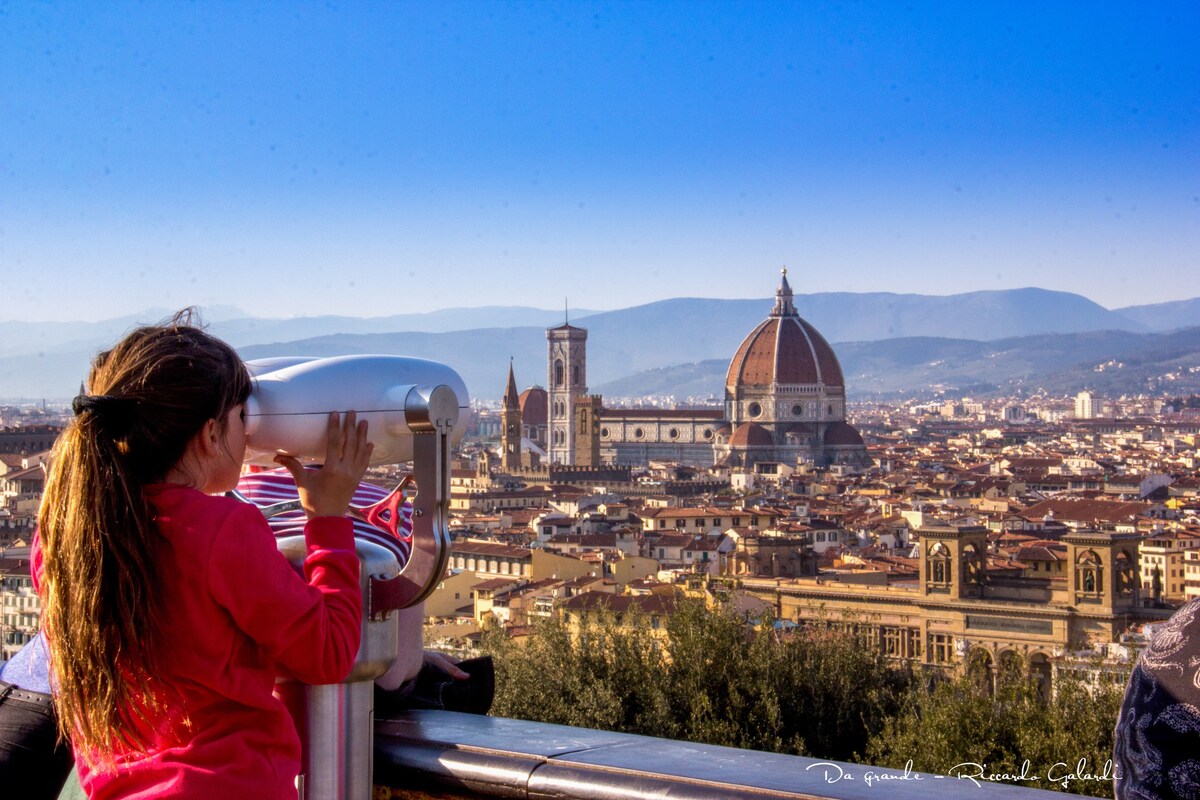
233, 468, 412, 567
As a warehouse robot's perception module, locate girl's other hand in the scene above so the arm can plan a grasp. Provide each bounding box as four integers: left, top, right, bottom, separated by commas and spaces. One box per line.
274, 411, 374, 519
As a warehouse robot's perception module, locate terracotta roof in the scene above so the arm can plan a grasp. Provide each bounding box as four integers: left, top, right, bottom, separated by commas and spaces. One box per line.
641, 507, 730, 519
685, 535, 723, 551
824, 421, 865, 447
1, 465, 45, 482
725, 314, 845, 388
729, 422, 773, 448
473, 577, 525, 592
1013, 542, 1067, 562
546, 533, 620, 548
649, 532, 694, 548
450, 542, 533, 558
1022, 497, 1152, 524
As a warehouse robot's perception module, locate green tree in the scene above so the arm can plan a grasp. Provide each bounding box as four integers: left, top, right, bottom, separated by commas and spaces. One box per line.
771, 626, 915, 761
481, 597, 915, 762
866, 654, 1126, 798
480, 606, 674, 736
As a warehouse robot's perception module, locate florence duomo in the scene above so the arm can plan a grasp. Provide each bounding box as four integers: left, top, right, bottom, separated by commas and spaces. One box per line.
501, 270, 870, 471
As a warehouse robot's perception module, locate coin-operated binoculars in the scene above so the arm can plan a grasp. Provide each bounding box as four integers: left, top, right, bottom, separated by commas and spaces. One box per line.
243, 354, 469, 800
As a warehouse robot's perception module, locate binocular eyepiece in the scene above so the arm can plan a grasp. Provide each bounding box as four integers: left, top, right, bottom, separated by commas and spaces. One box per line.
244, 355, 470, 466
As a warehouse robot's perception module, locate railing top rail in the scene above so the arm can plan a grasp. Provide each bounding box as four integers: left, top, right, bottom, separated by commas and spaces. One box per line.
375, 711, 1070, 800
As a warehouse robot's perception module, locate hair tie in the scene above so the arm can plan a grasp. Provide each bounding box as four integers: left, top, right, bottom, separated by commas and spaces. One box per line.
72, 394, 140, 437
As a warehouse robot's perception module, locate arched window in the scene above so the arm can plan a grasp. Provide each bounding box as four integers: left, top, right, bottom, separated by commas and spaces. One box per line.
928, 542, 951, 585
962, 543, 982, 585
1116, 551, 1135, 595
554, 359, 564, 387
1077, 550, 1102, 595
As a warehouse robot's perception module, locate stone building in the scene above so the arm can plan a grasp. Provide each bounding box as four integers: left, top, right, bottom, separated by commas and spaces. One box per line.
532, 270, 870, 469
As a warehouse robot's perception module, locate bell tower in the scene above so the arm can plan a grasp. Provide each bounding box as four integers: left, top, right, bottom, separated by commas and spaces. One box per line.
1062, 528, 1140, 613
547, 321, 588, 464
501, 360, 522, 471
918, 523, 988, 599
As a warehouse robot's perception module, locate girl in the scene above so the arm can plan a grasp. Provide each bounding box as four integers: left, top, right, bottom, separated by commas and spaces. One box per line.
36, 312, 371, 799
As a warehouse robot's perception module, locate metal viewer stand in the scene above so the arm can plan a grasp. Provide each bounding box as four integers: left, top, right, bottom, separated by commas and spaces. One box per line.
238, 356, 464, 800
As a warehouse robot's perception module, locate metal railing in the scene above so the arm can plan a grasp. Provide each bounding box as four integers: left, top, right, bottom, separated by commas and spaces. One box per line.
374, 711, 1072, 800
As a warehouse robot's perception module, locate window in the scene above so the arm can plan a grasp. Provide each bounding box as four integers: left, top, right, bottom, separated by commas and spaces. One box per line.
748, 402, 762, 417
928, 542, 951, 585
930, 633, 955, 664
962, 543, 983, 585
882, 627, 902, 656
1077, 550, 1102, 596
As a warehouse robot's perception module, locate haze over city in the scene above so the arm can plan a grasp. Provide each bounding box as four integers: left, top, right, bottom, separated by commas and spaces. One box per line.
1, 1, 1196, 323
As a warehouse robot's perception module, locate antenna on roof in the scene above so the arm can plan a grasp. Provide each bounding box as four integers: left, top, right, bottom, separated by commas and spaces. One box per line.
565, 298, 569, 325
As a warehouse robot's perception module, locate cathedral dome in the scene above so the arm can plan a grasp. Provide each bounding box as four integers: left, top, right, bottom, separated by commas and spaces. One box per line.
519, 386, 548, 427
725, 271, 844, 390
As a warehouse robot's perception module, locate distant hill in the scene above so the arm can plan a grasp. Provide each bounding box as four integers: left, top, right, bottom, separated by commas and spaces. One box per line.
0, 306, 598, 358
1115, 298, 1200, 333
0, 288, 1185, 401
789, 287, 1144, 341
594, 327, 1200, 401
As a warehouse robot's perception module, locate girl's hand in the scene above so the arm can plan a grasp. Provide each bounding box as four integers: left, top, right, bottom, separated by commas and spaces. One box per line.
275, 411, 374, 519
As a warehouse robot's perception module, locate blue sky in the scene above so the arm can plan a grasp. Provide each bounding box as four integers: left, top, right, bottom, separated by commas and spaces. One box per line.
1, 1, 1196, 322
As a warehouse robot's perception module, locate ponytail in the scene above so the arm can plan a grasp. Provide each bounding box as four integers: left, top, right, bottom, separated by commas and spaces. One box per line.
38, 310, 251, 763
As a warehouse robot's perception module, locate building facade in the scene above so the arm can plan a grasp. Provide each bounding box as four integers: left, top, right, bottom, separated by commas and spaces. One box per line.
535, 271, 870, 469
738, 523, 1151, 687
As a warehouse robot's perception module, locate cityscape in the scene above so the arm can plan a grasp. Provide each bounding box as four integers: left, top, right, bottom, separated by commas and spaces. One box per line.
3, 2, 1197, 797
2, 275, 1198, 799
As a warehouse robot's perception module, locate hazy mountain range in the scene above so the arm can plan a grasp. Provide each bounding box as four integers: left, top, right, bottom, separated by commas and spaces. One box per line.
595, 327, 1200, 401
2, 288, 1197, 403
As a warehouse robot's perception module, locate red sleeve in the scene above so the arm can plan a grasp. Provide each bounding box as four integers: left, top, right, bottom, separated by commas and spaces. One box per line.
207, 503, 362, 685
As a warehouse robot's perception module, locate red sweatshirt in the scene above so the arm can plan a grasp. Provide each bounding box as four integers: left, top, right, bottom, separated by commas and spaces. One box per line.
37, 484, 363, 799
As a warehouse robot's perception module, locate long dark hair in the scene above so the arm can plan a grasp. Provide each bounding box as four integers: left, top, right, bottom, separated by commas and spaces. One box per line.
38, 309, 251, 763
